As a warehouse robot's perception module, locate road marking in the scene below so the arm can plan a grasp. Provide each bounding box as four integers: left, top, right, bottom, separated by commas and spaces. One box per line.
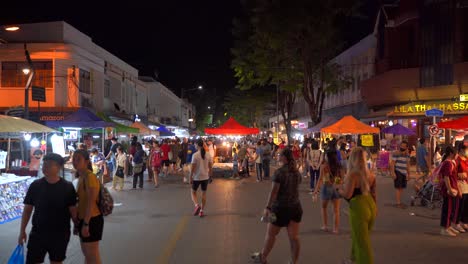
156, 215, 189, 264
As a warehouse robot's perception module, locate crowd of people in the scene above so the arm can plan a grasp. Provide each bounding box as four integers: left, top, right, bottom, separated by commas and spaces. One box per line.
16, 131, 468, 264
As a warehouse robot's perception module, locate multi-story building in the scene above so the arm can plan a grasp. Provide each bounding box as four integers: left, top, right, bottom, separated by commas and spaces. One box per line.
0, 21, 194, 132
361, 0, 468, 139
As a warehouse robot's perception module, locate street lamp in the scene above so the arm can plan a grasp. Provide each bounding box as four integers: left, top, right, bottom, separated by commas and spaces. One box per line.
208, 106, 211, 110
181, 85, 203, 99
5, 26, 20, 32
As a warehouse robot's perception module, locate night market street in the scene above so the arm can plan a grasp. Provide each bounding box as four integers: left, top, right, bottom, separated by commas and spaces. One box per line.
1, 167, 467, 264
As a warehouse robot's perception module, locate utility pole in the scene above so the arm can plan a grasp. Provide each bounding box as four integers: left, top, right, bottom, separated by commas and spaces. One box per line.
24, 44, 35, 120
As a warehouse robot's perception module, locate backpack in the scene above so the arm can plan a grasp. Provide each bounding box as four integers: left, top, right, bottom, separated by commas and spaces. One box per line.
152, 150, 162, 167
83, 172, 114, 216
98, 182, 114, 216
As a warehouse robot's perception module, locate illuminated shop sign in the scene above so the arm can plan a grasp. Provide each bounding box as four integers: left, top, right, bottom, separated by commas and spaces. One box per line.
393, 102, 468, 114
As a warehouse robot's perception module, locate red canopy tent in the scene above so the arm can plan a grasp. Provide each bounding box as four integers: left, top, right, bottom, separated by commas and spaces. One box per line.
205, 117, 260, 135
438, 116, 468, 129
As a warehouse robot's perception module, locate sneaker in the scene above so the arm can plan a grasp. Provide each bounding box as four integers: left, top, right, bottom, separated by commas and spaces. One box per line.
462, 223, 468, 229
199, 210, 204, 218
455, 224, 466, 233
450, 226, 462, 234
193, 205, 201, 216
441, 228, 457, 237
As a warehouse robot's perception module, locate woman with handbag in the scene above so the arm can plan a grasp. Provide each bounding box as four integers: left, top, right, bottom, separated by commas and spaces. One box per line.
132, 143, 145, 189
73, 149, 103, 264
112, 146, 127, 191
439, 146, 460, 236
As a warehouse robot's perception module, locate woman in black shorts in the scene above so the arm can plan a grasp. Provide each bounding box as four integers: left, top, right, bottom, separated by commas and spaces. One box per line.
252, 148, 302, 264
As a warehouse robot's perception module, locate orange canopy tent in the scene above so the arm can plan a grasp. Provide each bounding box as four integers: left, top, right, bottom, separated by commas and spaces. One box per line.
438, 116, 468, 130
205, 117, 260, 135
321, 115, 380, 134
131, 121, 156, 135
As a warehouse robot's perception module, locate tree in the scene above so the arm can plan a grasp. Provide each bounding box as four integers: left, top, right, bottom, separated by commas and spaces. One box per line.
231, 0, 358, 143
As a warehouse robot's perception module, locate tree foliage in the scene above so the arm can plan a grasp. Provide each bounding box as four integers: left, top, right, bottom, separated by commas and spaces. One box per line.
231, 0, 359, 138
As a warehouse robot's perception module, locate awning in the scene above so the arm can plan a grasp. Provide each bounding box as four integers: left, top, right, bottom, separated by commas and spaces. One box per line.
321, 115, 380, 134
0, 115, 56, 133
205, 117, 260, 135
131, 122, 157, 135
96, 112, 139, 134
45, 108, 114, 128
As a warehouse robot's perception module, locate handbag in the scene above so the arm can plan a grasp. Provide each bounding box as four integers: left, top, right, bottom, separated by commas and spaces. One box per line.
7, 245, 24, 264
115, 166, 125, 178
132, 163, 144, 174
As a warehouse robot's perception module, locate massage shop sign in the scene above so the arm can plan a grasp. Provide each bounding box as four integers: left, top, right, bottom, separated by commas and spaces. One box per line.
392, 102, 468, 115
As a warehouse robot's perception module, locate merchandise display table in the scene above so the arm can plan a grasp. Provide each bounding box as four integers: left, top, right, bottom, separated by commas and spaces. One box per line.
0, 174, 34, 224
212, 163, 233, 178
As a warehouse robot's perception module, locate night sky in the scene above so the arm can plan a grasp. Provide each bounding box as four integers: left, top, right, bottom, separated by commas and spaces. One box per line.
1, 0, 380, 99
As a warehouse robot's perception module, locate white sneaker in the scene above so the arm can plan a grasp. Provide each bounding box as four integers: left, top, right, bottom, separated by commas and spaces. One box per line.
449, 226, 461, 234
441, 228, 457, 237
454, 224, 466, 233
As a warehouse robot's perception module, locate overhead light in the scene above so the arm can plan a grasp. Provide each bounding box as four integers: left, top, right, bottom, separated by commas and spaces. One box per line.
92, 135, 100, 139
23, 133, 32, 141
388, 120, 394, 126
5, 26, 20, 31
30, 138, 40, 147
22, 68, 30, 75
188, 118, 194, 122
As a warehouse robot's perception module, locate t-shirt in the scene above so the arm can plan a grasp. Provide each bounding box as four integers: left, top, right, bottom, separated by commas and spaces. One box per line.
238, 147, 247, 160
416, 144, 428, 167
110, 143, 123, 154
170, 144, 180, 162
233, 153, 239, 168
180, 143, 189, 164
24, 178, 76, 233
161, 144, 171, 161
255, 148, 263, 163
392, 151, 410, 175
191, 151, 212, 181
186, 144, 197, 163
77, 170, 101, 219
260, 144, 272, 160
116, 153, 127, 168
133, 150, 145, 164
440, 159, 458, 196
272, 166, 301, 208
309, 150, 322, 169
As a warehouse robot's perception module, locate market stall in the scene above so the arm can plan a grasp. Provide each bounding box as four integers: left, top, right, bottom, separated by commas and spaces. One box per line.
45, 108, 115, 152
0, 115, 56, 225
157, 125, 175, 138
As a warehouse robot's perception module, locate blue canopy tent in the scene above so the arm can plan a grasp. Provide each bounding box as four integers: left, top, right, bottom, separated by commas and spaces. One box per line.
157, 126, 175, 137
44, 108, 115, 151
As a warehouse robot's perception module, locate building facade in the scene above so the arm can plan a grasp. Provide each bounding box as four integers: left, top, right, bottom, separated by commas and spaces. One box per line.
0, 21, 195, 131
361, 0, 468, 138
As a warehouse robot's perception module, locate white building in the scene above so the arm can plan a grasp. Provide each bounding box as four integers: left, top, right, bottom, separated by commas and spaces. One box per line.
0, 21, 193, 130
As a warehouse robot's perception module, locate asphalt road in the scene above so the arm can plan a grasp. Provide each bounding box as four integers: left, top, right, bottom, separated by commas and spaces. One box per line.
1, 169, 468, 264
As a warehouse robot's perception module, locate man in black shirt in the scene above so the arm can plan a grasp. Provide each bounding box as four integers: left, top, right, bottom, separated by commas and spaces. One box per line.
19, 153, 77, 264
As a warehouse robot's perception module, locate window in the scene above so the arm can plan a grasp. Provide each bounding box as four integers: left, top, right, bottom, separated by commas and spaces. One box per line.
79, 69, 91, 94
104, 79, 110, 98
1, 61, 53, 88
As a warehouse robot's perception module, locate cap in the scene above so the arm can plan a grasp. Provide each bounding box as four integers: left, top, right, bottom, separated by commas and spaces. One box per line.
111, 137, 118, 141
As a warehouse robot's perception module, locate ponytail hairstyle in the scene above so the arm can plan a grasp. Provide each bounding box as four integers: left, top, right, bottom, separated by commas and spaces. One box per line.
197, 139, 206, 160
442, 146, 456, 162
73, 149, 93, 177
326, 150, 341, 181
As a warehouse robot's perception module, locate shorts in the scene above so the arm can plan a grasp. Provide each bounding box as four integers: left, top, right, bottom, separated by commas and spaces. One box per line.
170, 160, 177, 164
320, 184, 340, 200
78, 215, 104, 243
192, 180, 209, 192
394, 170, 407, 189
271, 204, 303, 227
27, 231, 70, 263
162, 160, 171, 166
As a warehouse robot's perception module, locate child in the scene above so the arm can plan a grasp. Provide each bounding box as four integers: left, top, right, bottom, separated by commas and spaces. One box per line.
232, 147, 239, 179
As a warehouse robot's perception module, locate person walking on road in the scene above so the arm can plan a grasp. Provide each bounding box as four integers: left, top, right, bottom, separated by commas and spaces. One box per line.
190, 139, 213, 218
18, 153, 77, 264
337, 147, 377, 264
112, 146, 127, 191
314, 150, 344, 234
252, 148, 303, 264
132, 143, 146, 189
454, 144, 468, 232
308, 141, 323, 193
255, 141, 263, 181
390, 141, 410, 208
260, 139, 272, 179
150, 141, 163, 188
160, 139, 171, 177
73, 149, 104, 264
416, 138, 429, 181
439, 146, 461, 236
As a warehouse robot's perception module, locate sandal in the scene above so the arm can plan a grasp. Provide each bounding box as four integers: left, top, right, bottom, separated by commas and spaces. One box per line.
251, 252, 267, 264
